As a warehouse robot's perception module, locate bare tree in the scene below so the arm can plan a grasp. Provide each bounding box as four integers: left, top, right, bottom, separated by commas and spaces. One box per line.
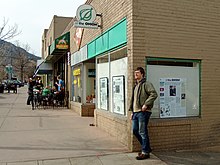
24, 61, 36, 79
0, 42, 8, 67
13, 42, 36, 81
0, 18, 20, 40
0, 18, 21, 81
0, 42, 13, 80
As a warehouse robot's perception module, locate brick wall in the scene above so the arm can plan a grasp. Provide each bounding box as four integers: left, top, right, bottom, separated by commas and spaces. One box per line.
132, 0, 220, 150
70, 102, 81, 115
94, 109, 128, 147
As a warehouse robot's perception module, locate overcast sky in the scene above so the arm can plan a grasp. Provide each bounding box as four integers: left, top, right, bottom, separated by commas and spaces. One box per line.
0, 0, 86, 57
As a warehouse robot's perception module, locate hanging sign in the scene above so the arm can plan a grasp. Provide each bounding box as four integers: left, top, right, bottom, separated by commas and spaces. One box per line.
74, 4, 99, 29
74, 28, 84, 50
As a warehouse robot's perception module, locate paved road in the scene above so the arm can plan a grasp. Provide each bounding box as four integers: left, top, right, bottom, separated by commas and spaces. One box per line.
0, 86, 167, 165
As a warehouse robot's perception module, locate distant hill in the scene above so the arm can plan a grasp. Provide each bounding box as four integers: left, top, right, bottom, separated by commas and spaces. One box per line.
0, 39, 41, 80
0, 39, 41, 62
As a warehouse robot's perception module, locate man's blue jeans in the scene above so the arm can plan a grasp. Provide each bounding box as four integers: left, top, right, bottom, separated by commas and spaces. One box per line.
132, 111, 152, 154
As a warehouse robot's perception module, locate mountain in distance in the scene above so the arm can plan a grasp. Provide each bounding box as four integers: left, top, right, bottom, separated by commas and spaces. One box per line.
0, 39, 41, 62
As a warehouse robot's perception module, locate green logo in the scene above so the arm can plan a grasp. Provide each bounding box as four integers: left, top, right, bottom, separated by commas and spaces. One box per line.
80, 8, 93, 21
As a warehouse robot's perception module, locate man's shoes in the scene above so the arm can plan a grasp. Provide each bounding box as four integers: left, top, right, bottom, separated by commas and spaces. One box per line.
138, 150, 152, 156
27, 103, 30, 105
136, 153, 150, 160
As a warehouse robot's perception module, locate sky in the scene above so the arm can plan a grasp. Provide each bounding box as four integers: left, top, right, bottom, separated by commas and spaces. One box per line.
0, 0, 86, 57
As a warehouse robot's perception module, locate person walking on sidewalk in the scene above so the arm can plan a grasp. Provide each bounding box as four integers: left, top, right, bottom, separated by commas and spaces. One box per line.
129, 67, 158, 160
27, 78, 35, 107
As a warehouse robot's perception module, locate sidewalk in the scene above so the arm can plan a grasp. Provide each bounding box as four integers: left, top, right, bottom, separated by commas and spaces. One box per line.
154, 146, 220, 165
0, 86, 167, 165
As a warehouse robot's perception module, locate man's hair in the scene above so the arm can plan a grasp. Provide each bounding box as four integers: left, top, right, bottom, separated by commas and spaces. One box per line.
135, 67, 145, 77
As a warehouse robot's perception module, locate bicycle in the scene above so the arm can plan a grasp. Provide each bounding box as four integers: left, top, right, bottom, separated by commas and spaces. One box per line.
32, 89, 40, 110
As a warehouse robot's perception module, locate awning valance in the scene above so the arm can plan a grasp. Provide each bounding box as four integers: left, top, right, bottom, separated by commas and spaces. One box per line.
33, 60, 53, 77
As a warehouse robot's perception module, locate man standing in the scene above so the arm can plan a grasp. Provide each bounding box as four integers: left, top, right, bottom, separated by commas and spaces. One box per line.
56, 75, 64, 92
129, 67, 158, 160
27, 78, 35, 107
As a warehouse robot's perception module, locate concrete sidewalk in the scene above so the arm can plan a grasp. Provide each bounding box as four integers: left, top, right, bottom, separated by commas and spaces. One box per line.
0, 86, 166, 165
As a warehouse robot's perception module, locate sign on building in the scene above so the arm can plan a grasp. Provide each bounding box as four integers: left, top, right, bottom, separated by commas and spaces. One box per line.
74, 4, 99, 29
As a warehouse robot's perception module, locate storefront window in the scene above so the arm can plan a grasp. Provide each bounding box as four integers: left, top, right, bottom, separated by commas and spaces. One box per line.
72, 65, 82, 103
97, 54, 109, 110
84, 63, 96, 104
96, 47, 128, 115
110, 48, 127, 115
146, 58, 201, 118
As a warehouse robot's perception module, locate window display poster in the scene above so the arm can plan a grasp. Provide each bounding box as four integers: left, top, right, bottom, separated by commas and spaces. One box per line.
159, 78, 186, 118
100, 77, 108, 110
112, 76, 125, 115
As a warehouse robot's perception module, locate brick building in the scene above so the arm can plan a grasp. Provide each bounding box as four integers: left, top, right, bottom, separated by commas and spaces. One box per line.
39, 15, 72, 88
42, 0, 220, 151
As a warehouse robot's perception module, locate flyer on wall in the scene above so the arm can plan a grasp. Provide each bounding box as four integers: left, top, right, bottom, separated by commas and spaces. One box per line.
100, 77, 108, 110
159, 78, 186, 118
112, 76, 125, 115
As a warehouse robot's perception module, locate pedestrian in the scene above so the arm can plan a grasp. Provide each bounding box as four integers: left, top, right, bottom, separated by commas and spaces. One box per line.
129, 67, 158, 160
55, 75, 64, 106
36, 79, 44, 91
27, 78, 35, 106
6, 79, 12, 93
56, 75, 64, 92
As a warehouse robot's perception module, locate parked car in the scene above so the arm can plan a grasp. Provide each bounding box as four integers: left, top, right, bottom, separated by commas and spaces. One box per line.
13, 80, 24, 87
3, 79, 23, 89
4, 79, 17, 93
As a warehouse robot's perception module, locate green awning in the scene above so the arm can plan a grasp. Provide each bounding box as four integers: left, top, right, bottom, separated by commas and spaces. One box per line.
87, 18, 127, 59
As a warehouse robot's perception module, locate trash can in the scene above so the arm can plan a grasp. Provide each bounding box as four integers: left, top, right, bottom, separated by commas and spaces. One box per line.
0, 84, 4, 93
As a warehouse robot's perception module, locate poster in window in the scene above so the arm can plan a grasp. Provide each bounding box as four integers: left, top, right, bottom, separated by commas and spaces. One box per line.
112, 76, 125, 115
159, 78, 186, 118
100, 77, 108, 110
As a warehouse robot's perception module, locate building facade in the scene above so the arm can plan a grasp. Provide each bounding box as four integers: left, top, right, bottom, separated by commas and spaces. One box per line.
40, 0, 220, 151
41, 0, 220, 151
39, 15, 72, 91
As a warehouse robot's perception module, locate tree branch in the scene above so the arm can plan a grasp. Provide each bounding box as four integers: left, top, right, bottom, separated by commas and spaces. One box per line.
0, 18, 21, 41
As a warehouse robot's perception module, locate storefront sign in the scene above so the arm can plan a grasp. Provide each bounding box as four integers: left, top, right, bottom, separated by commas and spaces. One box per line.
73, 68, 81, 76
88, 69, 96, 77
73, 79, 77, 85
56, 40, 68, 49
74, 4, 99, 29
55, 32, 69, 49
71, 45, 88, 66
67, 52, 71, 65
